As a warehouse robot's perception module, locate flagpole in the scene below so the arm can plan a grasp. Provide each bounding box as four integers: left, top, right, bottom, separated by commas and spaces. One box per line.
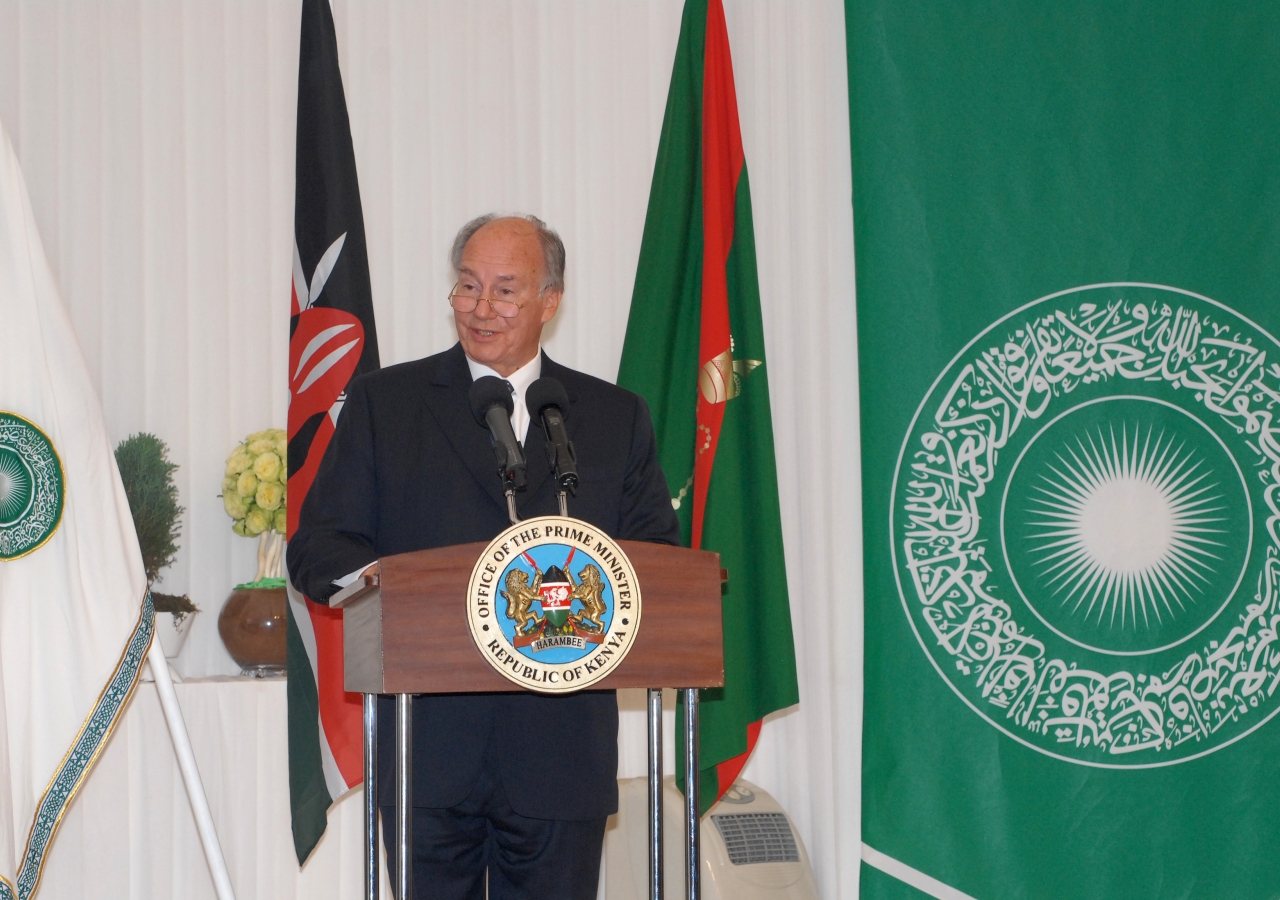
647, 688, 664, 900
148, 638, 237, 900
683, 688, 700, 900
364, 694, 379, 900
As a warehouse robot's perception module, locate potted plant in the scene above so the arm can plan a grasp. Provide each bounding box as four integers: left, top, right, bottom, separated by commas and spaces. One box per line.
116, 433, 199, 658
218, 429, 288, 676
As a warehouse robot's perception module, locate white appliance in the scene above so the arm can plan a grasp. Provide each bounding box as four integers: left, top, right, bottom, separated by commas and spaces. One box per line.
604, 776, 819, 900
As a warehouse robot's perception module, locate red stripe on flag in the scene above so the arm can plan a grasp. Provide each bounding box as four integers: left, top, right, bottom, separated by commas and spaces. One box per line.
691, 0, 745, 548
306, 599, 364, 787
286, 410, 364, 789
715, 718, 762, 799
287, 382, 365, 789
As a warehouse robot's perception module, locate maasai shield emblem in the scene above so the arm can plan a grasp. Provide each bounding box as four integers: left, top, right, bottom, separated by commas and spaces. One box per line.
537, 565, 574, 628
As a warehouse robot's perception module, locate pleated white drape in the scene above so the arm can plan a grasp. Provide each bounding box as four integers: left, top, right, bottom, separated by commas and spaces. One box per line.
0, 2, 860, 897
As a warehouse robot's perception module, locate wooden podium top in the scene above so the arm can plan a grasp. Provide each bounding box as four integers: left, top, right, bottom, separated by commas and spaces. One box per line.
335, 540, 724, 694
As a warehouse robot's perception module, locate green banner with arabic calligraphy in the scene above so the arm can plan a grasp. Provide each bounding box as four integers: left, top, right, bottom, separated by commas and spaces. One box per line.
848, 3, 1280, 899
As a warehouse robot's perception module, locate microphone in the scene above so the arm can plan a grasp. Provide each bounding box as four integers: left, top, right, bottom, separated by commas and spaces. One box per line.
526, 377, 578, 496
468, 376, 527, 493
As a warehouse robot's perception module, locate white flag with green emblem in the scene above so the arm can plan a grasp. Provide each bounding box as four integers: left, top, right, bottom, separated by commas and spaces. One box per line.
0, 118, 153, 900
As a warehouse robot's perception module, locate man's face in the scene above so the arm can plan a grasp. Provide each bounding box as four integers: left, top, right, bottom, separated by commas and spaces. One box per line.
453, 218, 562, 377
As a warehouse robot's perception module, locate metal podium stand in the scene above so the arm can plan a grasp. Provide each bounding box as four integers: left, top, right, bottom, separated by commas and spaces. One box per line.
333, 538, 724, 900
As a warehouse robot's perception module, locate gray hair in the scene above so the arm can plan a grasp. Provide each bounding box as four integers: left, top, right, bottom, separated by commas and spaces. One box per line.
449, 213, 566, 292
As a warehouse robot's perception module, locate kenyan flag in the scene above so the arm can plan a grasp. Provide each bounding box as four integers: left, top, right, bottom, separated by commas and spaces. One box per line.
618, 0, 798, 815
284, 0, 380, 864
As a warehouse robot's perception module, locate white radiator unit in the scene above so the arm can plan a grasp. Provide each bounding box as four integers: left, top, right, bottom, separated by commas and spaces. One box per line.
604, 776, 819, 900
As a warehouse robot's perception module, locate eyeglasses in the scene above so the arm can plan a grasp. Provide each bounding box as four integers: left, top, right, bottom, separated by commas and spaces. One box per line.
448, 282, 527, 319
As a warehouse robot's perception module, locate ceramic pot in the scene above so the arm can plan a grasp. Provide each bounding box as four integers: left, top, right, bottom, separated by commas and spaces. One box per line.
156, 610, 198, 659
218, 587, 287, 676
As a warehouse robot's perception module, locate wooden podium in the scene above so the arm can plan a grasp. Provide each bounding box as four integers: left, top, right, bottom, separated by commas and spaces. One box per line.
334, 539, 724, 900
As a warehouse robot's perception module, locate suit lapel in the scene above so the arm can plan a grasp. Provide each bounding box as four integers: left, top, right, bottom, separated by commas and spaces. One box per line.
540, 353, 581, 431
422, 347, 583, 516
420, 344, 510, 513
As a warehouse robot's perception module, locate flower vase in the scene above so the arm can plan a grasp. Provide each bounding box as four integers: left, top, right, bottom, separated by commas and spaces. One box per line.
218, 584, 287, 676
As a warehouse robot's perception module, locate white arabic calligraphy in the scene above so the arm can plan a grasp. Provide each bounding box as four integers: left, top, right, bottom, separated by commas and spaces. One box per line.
898, 290, 1280, 760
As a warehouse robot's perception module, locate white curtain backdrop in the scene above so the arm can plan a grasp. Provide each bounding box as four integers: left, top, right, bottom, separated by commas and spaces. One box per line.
0, 1, 861, 897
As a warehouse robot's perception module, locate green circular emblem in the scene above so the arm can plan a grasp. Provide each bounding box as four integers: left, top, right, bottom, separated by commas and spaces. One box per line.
893, 284, 1280, 766
0, 411, 64, 560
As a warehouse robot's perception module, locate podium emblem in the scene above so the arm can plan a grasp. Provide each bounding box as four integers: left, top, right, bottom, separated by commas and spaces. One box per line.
466, 515, 642, 693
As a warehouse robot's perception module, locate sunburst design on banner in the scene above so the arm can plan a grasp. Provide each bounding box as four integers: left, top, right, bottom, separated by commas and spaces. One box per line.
0, 448, 34, 525
1025, 423, 1227, 630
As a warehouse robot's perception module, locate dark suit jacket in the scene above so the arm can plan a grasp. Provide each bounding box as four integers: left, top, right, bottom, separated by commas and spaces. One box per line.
287, 343, 680, 820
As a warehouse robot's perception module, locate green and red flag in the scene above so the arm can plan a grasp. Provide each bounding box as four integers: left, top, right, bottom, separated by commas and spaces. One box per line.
618, 0, 798, 815
284, 0, 380, 864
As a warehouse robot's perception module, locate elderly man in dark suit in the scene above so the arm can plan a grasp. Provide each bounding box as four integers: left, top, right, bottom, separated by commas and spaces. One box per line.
287, 214, 680, 900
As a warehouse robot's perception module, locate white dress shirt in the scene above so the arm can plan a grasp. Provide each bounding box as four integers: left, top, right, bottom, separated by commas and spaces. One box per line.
330, 349, 543, 589
464, 349, 542, 445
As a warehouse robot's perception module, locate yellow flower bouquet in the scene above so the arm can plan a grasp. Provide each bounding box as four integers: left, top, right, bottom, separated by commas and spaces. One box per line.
221, 429, 288, 584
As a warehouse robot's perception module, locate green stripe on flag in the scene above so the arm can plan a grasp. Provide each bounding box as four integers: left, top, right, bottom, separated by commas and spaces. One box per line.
619, 0, 704, 492
286, 600, 331, 863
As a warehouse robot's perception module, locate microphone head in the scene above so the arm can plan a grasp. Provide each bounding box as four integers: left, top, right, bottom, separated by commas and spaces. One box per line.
469, 376, 514, 426
526, 377, 571, 420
